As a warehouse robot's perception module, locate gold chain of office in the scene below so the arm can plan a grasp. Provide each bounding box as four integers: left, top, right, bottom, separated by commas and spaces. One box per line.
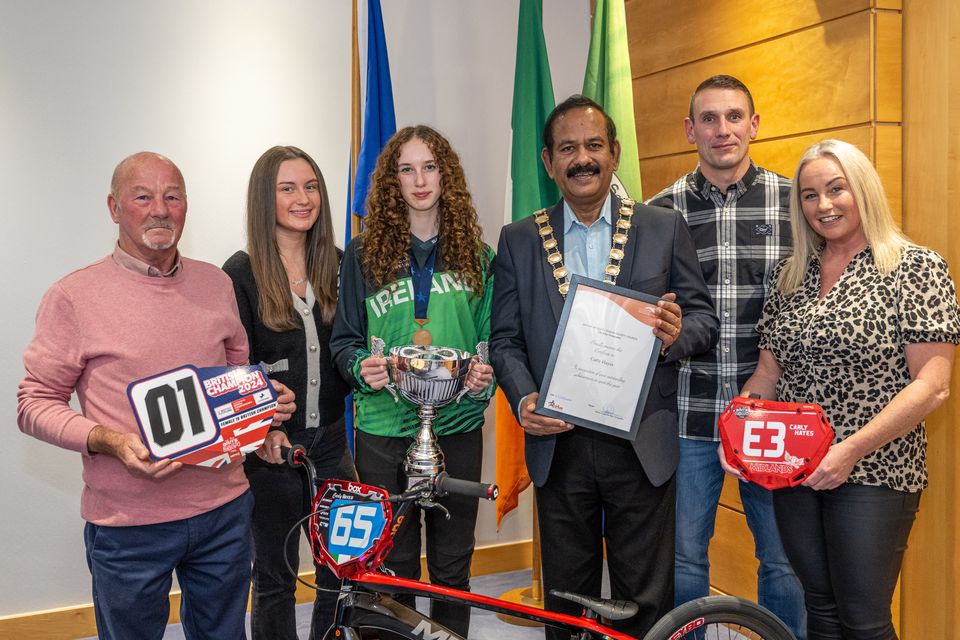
534, 197, 637, 296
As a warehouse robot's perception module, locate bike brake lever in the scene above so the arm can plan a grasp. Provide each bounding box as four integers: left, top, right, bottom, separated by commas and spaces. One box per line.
419, 499, 451, 520
386, 479, 433, 503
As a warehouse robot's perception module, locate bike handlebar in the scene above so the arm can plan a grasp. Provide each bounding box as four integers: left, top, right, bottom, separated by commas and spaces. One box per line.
280, 444, 304, 465
280, 445, 498, 503
280, 444, 316, 490
434, 472, 498, 500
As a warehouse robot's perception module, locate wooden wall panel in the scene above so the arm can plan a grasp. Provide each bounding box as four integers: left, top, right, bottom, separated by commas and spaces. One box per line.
625, 0, 869, 77
719, 474, 744, 513
708, 506, 758, 601
640, 126, 875, 197
875, 11, 903, 122
635, 12, 875, 158
642, 126, 901, 224
900, 3, 960, 636
628, 0, 907, 622
874, 125, 902, 225
749, 129, 873, 178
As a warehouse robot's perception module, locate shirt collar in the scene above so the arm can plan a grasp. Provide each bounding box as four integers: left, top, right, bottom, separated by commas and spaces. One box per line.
563, 193, 613, 234
693, 161, 760, 200
410, 234, 439, 251
112, 243, 182, 277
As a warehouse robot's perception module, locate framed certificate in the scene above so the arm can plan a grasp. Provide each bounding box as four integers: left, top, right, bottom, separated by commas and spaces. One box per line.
535, 274, 663, 440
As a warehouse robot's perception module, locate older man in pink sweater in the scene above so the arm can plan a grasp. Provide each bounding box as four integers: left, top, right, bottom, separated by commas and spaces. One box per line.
17, 152, 292, 639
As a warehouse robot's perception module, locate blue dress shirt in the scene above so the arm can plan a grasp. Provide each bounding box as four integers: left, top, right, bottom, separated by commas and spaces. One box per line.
563, 195, 613, 281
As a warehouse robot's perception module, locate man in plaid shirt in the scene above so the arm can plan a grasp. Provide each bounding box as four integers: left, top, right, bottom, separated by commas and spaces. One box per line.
646, 75, 805, 640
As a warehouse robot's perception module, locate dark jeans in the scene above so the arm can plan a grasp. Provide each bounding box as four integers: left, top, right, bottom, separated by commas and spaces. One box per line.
675, 438, 806, 640
774, 483, 921, 640
247, 424, 357, 640
355, 428, 483, 638
536, 429, 675, 640
84, 491, 253, 640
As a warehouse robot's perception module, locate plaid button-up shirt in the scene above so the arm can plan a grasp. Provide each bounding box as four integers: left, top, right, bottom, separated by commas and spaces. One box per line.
647, 163, 792, 440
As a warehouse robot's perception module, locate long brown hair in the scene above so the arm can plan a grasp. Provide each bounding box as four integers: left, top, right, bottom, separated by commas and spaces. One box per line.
360, 125, 488, 293
246, 146, 339, 329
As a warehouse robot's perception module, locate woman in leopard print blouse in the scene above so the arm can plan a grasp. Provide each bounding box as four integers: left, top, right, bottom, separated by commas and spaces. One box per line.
730, 140, 960, 640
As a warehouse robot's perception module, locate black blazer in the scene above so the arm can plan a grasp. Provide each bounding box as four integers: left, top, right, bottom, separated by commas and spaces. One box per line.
490, 195, 719, 488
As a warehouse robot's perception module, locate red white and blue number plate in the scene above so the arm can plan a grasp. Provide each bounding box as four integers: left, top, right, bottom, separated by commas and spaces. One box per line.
310, 480, 393, 579
127, 364, 277, 467
718, 396, 834, 490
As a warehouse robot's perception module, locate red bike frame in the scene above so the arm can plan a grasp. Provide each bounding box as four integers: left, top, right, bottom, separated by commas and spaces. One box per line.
350, 570, 635, 639
307, 476, 636, 640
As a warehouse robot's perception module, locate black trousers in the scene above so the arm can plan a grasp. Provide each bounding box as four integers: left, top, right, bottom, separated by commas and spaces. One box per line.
355, 428, 483, 638
773, 483, 921, 640
247, 425, 357, 640
536, 429, 675, 640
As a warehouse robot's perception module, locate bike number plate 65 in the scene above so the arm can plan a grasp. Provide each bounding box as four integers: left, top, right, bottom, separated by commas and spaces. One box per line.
311, 480, 393, 578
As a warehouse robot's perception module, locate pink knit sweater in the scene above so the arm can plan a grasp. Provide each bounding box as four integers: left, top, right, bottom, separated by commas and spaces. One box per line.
18, 254, 250, 526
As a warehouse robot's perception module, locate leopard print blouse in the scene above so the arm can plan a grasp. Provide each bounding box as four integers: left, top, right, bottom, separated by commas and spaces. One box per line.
756, 245, 960, 492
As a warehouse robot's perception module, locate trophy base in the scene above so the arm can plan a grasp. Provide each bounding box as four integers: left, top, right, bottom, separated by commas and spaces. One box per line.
404, 403, 446, 481
405, 446, 445, 480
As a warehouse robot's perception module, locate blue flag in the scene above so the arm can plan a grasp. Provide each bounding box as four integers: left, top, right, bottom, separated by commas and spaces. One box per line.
346, 0, 396, 244
344, 0, 396, 451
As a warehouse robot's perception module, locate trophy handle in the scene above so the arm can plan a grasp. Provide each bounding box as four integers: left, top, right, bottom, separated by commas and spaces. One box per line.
454, 341, 488, 404
370, 336, 400, 403
384, 382, 400, 403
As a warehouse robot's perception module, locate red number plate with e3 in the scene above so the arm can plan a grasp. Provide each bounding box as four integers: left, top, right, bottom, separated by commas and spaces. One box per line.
718, 396, 834, 490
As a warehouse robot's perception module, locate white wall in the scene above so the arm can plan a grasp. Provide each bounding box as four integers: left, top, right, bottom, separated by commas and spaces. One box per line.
0, 0, 590, 615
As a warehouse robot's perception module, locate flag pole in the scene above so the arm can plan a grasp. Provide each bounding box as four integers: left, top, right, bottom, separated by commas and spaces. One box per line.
496, 494, 543, 626
349, 0, 362, 239
495, 0, 559, 621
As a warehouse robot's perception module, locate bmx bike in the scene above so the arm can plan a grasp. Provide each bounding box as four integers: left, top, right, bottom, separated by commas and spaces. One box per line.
280, 444, 795, 640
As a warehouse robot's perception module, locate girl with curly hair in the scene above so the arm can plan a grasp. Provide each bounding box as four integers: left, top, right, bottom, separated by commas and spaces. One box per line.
331, 125, 495, 636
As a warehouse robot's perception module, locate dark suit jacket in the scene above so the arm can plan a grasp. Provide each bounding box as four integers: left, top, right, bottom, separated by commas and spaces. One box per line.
490, 195, 719, 488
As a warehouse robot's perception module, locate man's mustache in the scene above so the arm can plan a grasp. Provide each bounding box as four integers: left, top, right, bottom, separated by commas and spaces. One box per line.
566, 163, 601, 178
144, 219, 174, 231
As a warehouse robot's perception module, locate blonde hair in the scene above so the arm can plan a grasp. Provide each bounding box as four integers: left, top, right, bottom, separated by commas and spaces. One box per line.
777, 139, 912, 294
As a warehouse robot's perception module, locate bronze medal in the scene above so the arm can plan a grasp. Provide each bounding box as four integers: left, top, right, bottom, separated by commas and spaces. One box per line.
413, 318, 433, 345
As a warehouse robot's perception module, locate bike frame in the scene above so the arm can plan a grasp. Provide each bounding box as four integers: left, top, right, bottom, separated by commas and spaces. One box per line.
308, 475, 635, 640
331, 565, 635, 640
287, 446, 793, 640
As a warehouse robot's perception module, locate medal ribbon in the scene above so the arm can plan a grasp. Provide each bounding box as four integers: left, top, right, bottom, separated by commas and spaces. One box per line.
410, 240, 438, 320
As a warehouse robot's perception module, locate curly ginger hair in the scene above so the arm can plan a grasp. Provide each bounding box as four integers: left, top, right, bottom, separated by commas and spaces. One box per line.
360, 125, 488, 293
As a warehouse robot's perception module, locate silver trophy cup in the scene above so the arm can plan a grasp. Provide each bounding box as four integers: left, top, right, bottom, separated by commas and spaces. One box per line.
370, 339, 485, 480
